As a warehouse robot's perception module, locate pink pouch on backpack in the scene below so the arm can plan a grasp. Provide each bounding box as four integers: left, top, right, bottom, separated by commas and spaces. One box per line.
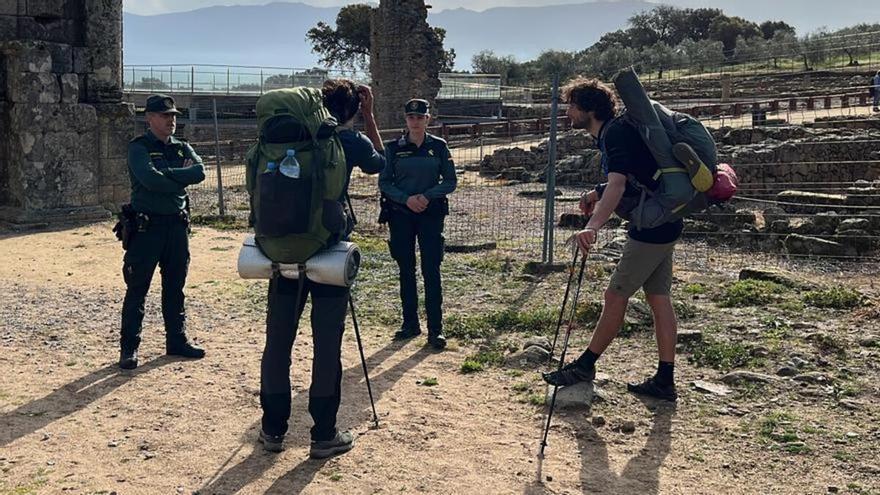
707, 163, 738, 201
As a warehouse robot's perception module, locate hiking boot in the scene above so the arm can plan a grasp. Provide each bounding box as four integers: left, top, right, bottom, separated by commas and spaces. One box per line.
672, 142, 714, 193
393, 327, 422, 341
427, 331, 447, 350
259, 430, 284, 453
542, 361, 596, 387
166, 340, 205, 359
627, 375, 678, 402
309, 430, 354, 459
119, 349, 138, 370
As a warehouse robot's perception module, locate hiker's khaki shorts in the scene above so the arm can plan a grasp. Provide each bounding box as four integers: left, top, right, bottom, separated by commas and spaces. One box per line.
608, 238, 677, 297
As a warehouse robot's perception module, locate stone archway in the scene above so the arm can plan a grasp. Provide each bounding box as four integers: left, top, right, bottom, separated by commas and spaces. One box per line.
0, 0, 135, 226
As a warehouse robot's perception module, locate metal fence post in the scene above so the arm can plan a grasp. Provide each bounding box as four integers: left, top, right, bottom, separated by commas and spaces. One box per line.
542, 74, 560, 264
212, 98, 227, 216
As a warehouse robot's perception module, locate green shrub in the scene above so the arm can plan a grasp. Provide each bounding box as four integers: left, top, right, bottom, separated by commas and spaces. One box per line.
716, 280, 787, 308
803, 288, 863, 309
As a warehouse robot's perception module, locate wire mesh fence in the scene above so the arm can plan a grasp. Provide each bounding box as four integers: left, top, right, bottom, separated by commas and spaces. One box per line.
159, 51, 880, 275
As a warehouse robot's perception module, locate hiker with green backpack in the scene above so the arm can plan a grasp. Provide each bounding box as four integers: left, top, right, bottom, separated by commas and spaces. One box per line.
245, 86, 364, 457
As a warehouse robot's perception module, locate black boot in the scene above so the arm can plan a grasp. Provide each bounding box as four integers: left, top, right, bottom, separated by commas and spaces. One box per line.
119, 349, 138, 370
427, 330, 447, 350
166, 339, 205, 359
393, 326, 422, 341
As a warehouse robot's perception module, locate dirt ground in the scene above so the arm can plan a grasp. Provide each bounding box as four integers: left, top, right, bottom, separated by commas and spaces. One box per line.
1, 221, 879, 495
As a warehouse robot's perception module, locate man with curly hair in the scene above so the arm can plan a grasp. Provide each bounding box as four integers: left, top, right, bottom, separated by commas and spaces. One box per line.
542, 77, 682, 402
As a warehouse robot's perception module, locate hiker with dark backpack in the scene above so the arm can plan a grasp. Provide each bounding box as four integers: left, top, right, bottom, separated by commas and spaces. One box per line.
542, 77, 687, 401
245, 87, 357, 457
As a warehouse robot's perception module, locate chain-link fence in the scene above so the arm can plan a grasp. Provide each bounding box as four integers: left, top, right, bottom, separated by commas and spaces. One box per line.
129, 51, 880, 275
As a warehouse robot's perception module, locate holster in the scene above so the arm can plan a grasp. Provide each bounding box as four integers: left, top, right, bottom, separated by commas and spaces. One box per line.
112, 204, 139, 250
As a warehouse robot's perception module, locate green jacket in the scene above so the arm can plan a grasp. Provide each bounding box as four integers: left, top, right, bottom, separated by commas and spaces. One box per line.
128, 130, 205, 215
378, 132, 457, 205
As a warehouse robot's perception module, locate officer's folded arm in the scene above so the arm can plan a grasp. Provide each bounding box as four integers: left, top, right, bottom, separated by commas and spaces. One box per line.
128, 145, 189, 193
162, 161, 206, 186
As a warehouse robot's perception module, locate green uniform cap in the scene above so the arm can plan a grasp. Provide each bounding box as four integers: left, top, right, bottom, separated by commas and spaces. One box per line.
404, 98, 430, 115
145, 94, 182, 114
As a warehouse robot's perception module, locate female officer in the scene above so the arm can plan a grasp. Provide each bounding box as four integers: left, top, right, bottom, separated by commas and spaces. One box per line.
378, 99, 457, 349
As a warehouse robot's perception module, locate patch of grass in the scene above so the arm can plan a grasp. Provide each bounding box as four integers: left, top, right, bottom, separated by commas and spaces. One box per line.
348, 234, 387, 254
511, 382, 531, 393
807, 333, 847, 358
715, 280, 787, 308
460, 360, 484, 374
673, 300, 697, 320
329, 473, 342, 482
686, 452, 706, 463
575, 301, 603, 325
803, 287, 863, 309
776, 300, 805, 313
445, 307, 556, 340
688, 337, 757, 371
421, 377, 438, 387
832, 451, 855, 463
64, 360, 76, 367
683, 283, 708, 295
190, 214, 248, 231
526, 393, 546, 406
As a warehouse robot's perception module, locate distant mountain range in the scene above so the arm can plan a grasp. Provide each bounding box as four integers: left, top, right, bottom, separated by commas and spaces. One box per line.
122, 1, 878, 70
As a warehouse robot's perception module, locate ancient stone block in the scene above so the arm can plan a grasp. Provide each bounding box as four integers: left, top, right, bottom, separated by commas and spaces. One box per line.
59, 72, 77, 102
0, 15, 16, 41
0, 0, 16, 15
17, 16, 78, 44
7, 71, 60, 103
44, 41, 72, 73
72, 46, 88, 73
26, 0, 67, 18
98, 157, 126, 183
10, 103, 97, 132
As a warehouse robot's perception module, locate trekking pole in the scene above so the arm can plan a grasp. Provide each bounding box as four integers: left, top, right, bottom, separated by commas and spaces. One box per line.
548, 243, 580, 360
537, 254, 589, 482
348, 289, 379, 429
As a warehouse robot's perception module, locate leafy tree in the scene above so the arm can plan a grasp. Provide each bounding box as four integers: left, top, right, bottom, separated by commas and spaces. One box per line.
471, 50, 526, 85
130, 77, 170, 90
676, 38, 725, 71
641, 42, 685, 78
306, 4, 373, 71
709, 15, 761, 56
307, 3, 455, 73
759, 20, 796, 40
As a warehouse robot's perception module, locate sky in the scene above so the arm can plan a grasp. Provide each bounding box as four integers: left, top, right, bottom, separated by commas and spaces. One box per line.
122, 0, 650, 15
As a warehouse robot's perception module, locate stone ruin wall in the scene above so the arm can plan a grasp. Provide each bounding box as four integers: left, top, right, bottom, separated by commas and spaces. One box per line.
479, 125, 880, 257
370, 0, 443, 129
0, 0, 135, 225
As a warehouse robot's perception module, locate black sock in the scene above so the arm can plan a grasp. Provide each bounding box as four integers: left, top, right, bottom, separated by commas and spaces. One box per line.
574, 348, 601, 370
656, 361, 674, 386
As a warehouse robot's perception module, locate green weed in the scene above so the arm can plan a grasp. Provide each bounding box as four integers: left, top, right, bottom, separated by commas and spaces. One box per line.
716, 280, 787, 308
803, 288, 863, 309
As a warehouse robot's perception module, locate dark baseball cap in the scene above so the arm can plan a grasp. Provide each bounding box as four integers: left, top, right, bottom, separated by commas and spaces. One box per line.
404, 98, 430, 115
145, 94, 182, 114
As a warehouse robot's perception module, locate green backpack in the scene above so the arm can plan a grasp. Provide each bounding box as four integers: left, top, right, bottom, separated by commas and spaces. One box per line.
245, 87, 347, 264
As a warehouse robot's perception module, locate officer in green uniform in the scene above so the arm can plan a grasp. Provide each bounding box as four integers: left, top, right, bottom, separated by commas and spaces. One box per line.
378, 99, 457, 349
119, 94, 206, 369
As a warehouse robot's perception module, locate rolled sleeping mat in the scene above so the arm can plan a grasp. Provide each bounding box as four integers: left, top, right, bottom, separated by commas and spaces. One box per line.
237, 235, 361, 287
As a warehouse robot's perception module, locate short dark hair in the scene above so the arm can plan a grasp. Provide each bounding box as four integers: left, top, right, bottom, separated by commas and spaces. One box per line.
322, 79, 360, 123
561, 77, 618, 121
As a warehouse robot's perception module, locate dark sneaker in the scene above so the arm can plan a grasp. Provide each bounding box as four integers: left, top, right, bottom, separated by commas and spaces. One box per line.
627, 376, 678, 402
259, 430, 284, 453
166, 341, 205, 359
393, 327, 422, 341
119, 349, 138, 370
672, 142, 714, 192
309, 430, 354, 459
427, 332, 447, 350
542, 362, 596, 387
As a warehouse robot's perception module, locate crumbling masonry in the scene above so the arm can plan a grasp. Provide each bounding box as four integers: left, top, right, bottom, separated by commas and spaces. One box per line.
370, 0, 443, 129
0, 0, 135, 225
